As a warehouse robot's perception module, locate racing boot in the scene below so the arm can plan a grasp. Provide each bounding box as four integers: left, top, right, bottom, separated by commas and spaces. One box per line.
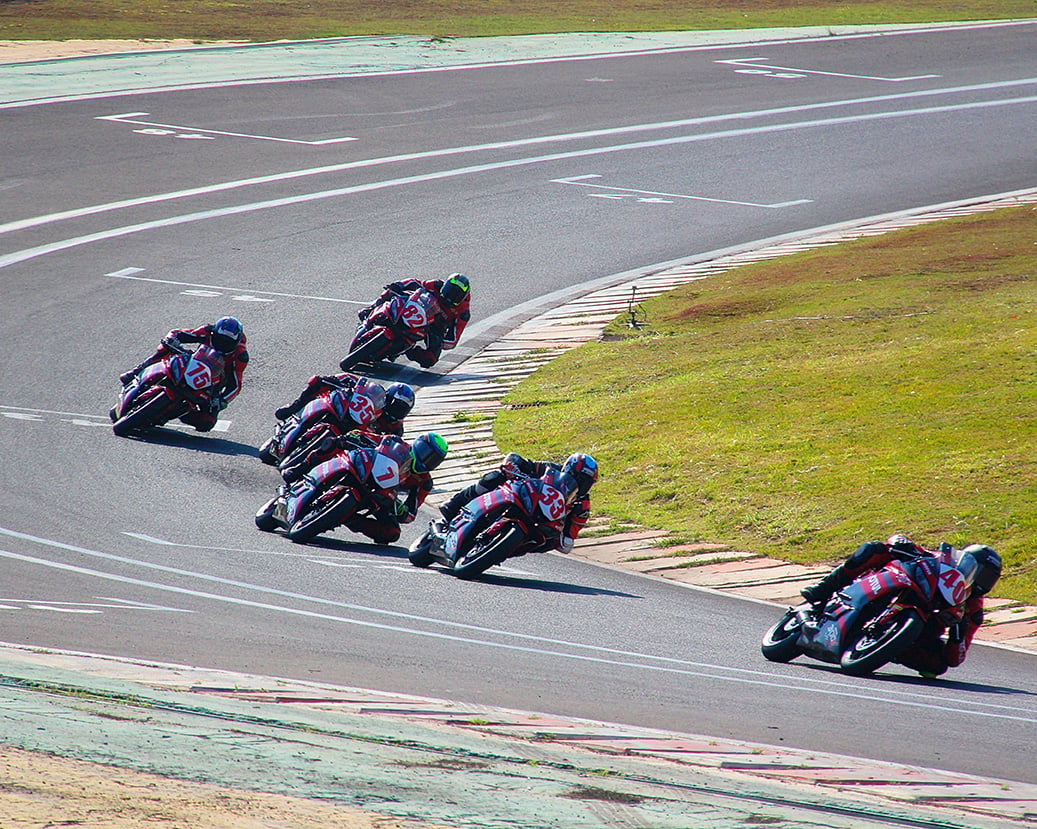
275, 396, 306, 421
439, 487, 476, 522
800, 565, 851, 606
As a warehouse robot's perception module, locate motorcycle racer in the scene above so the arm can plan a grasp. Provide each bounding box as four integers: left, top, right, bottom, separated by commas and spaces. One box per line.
275, 373, 414, 436
115, 317, 248, 432
285, 432, 448, 544
800, 534, 1002, 677
438, 451, 598, 554
358, 273, 471, 369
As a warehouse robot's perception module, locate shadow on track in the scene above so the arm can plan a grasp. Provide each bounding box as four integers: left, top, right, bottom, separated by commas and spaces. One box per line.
119, 427, 260, 458
796, 661, 1037, 696
284, 535, 410, 560
440, 570, 639, 598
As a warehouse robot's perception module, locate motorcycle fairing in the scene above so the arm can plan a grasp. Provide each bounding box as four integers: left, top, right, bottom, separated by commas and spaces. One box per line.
799, 570, 911, 662
396, 288, 436, 334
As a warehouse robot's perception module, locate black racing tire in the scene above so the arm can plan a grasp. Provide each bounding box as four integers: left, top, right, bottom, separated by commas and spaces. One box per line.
257, 436, 280, 466
254, 496, 280, 532
761, 609, 804, 663
339, 331, 393, 371
112, 392, 172, 437
408, 530, 436, 567
287, 492, 358, 544
840, 607, 925, 676
452, 525, 525, 580
278, 424, 333, 477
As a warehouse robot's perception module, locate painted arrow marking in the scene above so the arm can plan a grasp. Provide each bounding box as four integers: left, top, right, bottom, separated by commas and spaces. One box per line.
552, 174, 812, 208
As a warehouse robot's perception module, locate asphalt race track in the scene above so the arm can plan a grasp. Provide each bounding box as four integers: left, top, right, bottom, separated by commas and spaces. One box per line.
1, 22, 1036, 785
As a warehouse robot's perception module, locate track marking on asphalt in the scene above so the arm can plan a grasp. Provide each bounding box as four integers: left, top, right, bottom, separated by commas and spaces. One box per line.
551, 174, 812, 207
122, 532, 536, 575
1, 77, 1032, 241
3, 525, 1035, 722
104, 269, 361, 305
3, 92, 1035, 271
716, 57, 940, 82
0, 597, 191, 614
97, 112, 358, 145
0, 405, 231, 433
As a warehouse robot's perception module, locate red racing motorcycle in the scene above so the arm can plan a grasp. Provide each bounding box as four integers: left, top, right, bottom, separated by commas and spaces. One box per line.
255, 440, 406, 544
408, 467, 576, 579
111, 340, 224, 436
339, 286, 441, 371
258, 380, 384, 468
761, 544, 977, 676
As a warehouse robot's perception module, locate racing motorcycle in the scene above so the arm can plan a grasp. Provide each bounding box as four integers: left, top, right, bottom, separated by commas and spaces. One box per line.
255, 440, 406, 544
111, 339, 224, 436
339, 286, 440, 371
257, 380, 384, 468
408, 467, 576, 579
761, 544, 976, 676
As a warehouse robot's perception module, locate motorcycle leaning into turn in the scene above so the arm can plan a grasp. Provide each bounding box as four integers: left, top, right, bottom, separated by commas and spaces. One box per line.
761, 543, 980, 676
408, 466, 577, 580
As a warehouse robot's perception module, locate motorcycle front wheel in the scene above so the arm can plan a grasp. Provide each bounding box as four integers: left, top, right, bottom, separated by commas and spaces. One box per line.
840, 608, 925, 676
408, 528, 436, 568
452, 526, 525, 580
112, 391, 171, 436
761, 608, 804, 663
254, 496, 280, 532
288, 492, 358, 544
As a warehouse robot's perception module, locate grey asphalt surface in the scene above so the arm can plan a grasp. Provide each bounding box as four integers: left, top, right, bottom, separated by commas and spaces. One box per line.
2, 24, 1037, 829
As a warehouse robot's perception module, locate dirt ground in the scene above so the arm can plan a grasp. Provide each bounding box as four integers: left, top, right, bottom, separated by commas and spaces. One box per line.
0, 745, 442, 829
0, 38, 243, 64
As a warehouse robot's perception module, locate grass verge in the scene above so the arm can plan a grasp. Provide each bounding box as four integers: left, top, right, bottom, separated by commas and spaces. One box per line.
1, 0, 1034, 42
495, 205, 1037, 605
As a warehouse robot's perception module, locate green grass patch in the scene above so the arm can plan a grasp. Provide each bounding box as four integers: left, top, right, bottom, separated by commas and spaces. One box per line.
495, 206, 1037, 604
1, 0, 1033, 42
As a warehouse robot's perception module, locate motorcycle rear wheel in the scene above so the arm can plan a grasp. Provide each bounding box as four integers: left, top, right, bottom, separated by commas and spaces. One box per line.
840, 608, 925, 676
112, 392, 171, 436
288, 492, 358, 544
339, 331, 392, 372
452, 526, 525, 580
761, 609, 804, 663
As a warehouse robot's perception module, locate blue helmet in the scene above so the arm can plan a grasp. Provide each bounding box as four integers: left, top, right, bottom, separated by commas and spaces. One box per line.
562, 453, 598, 493
211, 316, 243, 353
384, 383, 415, 421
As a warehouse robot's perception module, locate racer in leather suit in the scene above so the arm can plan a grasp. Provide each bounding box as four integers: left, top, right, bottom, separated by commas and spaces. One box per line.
438, 452, 598, 554
275, 373, 414, 437
116, 317, 248, 432
800, 534, 1002, 677
286, 433, 448, 544
359, 273, 471, 369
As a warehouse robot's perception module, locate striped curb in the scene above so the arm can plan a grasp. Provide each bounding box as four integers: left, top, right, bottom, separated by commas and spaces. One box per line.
2, 642, 1033, 826
409, 187, 1037, 653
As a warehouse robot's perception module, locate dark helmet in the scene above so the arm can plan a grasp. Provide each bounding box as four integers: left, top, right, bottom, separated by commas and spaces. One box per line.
384, 383, 415, 421
440, 273, 470, 308
562, 453, 598, 493
211, 316, 244, 353
960, 544, 1002, 596
411, 432, 448, 473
